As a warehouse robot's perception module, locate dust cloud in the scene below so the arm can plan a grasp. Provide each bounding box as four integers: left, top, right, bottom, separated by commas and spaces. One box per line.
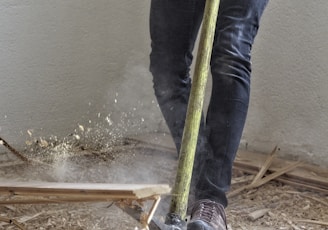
18, 102, 173, 188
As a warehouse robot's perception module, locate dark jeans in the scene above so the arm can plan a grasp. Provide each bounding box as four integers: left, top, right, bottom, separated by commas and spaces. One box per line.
149, 0, 268, 207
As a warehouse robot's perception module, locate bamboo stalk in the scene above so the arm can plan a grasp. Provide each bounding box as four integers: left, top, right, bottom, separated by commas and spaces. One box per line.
168, 0, 221, 220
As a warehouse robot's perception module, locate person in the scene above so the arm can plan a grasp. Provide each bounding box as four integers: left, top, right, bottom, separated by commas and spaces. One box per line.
149, 0, 269, 229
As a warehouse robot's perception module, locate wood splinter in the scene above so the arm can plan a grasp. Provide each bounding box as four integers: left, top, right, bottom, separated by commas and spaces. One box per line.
228, 146, 302, 198
0, 216, 26, 230
248, 208, 270, 221
295, 219, 328, 227
0, 136, 29, 162
0, 136, 54, 168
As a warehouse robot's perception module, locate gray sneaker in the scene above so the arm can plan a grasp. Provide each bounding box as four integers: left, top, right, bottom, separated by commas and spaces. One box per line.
187, 199, 227, 230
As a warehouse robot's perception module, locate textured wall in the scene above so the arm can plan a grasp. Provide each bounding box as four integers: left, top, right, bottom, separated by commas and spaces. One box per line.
0, 1, 327, 166
0, 1, 161, 147
0, 0, 161, 144
244, 0, 328, 166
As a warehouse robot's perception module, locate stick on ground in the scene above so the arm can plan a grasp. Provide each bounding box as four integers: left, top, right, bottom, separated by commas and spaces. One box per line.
0, 216, 26, 230
228, 146, 302, 198
0, 136, 29, 162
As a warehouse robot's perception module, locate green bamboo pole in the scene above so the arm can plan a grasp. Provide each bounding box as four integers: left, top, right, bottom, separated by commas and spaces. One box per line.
168, 0, 221, 220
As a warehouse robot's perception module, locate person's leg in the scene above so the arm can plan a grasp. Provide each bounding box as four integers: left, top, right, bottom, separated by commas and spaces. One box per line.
149, 0, 206, 155
188, 1, 269, 229
195, 0, 269, 208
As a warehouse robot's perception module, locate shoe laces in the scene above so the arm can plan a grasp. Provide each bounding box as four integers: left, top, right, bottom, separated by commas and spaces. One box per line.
191, 199, 226, 226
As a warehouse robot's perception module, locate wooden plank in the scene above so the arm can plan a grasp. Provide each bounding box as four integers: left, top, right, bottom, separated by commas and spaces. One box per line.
0, 182, 170, 230
0, 197, 116, 205
0, 182, 171, 200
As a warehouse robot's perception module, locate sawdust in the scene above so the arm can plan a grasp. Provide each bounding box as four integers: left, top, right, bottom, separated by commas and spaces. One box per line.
228, 182, 327, 230
0, 140, 327, 230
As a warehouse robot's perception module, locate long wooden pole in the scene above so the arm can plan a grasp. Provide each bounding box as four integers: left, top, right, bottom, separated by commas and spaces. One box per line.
168, 0, 220, 220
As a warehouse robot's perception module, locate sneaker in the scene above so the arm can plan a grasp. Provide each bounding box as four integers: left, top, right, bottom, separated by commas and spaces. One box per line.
187, 199, 227, 230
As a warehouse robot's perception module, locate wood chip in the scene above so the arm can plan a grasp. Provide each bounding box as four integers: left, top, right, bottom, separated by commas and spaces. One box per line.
0, 216, 26, 230
248, 208, 270, 221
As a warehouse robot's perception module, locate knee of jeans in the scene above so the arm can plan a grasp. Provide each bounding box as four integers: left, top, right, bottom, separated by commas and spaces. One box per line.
212, 13, 258, 67
150, 53, 192, 76
210, 43, 252, 88
153, 86, 174, 103
153, 82, 191, 106
212, 35, 252, 72
152, 70, 191, 101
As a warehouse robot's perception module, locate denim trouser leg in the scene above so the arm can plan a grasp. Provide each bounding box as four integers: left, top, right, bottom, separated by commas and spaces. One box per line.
149, 0, 268, 208
195, 0, 269, 207
149, 0, 206, 155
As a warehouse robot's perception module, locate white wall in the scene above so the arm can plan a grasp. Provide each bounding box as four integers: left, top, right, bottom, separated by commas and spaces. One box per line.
0, 1, 161, 148
0, 1, 327, 166
244, 0, 328, 166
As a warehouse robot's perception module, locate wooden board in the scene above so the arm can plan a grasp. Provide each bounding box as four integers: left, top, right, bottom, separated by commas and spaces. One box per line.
0, 182, 171, 229
0, 182, 171, 200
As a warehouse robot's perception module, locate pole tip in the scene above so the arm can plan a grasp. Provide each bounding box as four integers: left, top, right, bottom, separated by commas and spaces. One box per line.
164, 213, 186, 229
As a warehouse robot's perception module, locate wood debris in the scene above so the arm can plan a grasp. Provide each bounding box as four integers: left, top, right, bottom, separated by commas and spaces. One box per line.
0, 134, 327, 229
0, 136, 29, 162
294, 219, 328, 227
228, 147, 302, 198
126, 133, 328, 195
0, 216, 26, 229
248, 208, 270, 221
234, 149, 328, 194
